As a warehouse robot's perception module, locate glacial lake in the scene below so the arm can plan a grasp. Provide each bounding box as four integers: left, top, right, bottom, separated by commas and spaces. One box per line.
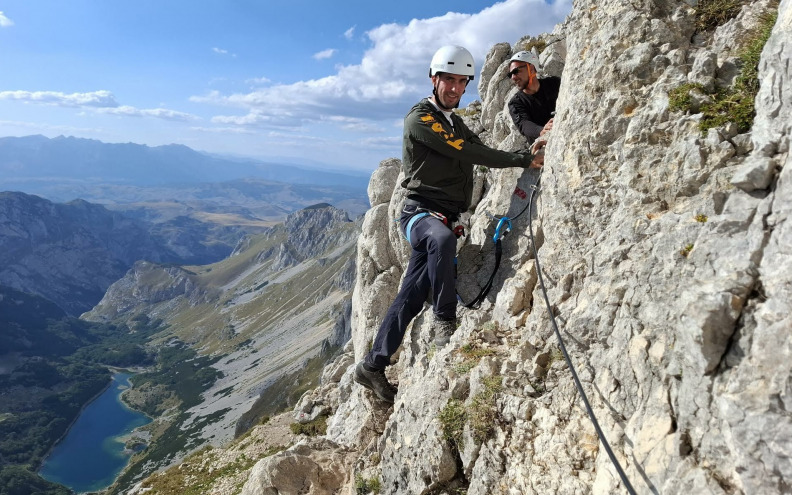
39, 372, 151, 493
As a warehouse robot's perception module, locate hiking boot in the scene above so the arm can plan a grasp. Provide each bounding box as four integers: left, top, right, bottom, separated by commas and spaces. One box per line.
354, 362, 397, 404
434, 317, 457, 347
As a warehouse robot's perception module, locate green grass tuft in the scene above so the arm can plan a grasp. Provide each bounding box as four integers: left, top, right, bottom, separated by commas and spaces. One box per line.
439, 399, 467, 451
669, 8, 777, 133
468, 376, 503, 444
355, 474, 382, 494
668, 83, 707, 113
439, 375, 504, 452
290, 415, 328, 436
695, 0, 749, 32
453, 340, 497, 375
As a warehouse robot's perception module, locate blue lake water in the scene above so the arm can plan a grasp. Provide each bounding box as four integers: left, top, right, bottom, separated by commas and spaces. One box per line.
39, 372, 151, 493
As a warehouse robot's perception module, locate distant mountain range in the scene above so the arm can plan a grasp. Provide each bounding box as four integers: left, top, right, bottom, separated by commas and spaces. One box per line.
0, 135, 370, 191
0, 134, 371, 223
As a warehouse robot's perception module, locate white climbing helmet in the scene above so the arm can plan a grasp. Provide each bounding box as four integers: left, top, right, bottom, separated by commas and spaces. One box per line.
429, 45, 475, 80
510, 50, 540, 69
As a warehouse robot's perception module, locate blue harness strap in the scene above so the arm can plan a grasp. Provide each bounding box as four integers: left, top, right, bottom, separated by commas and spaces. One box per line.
404, 212, 430, 244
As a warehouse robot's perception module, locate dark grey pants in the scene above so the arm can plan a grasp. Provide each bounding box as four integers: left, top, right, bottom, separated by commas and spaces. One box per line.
365, 204, 457, 370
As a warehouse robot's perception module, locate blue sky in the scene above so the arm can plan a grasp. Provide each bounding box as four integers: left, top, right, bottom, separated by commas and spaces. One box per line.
0, 0, 571, 171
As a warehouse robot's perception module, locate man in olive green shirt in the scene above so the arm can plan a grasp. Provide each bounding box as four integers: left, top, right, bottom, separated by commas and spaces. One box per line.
354, 45, 543, 403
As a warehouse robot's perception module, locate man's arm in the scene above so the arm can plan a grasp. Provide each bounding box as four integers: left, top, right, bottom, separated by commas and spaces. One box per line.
409, 110, 540, 168
508, 96, 543, 139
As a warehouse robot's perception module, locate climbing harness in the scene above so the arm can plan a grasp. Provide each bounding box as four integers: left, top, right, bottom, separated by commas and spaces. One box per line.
526, 177, 638, 495
403, 209, 454, 244
404, 212, 429, 244
400, 190, 522, 309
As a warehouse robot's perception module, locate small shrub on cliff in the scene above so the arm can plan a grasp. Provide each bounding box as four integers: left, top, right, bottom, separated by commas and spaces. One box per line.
459, 342, 497, 360
695, 0, 749, 32
515, 39, 547, 55
427, 343, 437, 360
670, 9, 777, 133
439, 399, 467, 451
439, 376, 504, 451
454, 106, 481, 117
355, 474, 382, 494
290, 415, 328, 436
468, 376, 503, 444
668, 83, 706, 113
453, 341, 497, 374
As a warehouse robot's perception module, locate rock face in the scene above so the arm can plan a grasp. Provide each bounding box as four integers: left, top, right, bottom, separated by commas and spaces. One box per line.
0, 192, 171, 315
178, 1, 792, 494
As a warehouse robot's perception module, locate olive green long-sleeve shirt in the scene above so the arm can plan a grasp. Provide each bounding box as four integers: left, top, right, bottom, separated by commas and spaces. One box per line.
401, 98, 535, 216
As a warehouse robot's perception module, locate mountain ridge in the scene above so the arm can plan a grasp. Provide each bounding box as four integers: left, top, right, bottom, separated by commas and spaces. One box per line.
0, 134, 370, 191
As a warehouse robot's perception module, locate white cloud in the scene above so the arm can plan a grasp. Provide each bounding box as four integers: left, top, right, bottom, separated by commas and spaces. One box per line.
313, 48, 337, 60
358, 136, 401, 150
193, 0, 571, 127
0, 90, 118, 107
322, 115, 384, 133
211, 112, 274, 126
210, 110, 302, 128
246, 76, 271, 86
0, 11, 13, 27
344, 26, 356, 40
0, 90, 199, 122
97, 106, 200, 122
213, 47, 237, 58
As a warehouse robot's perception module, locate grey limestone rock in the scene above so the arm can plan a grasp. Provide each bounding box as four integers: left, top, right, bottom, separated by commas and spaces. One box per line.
240, 438, 356, 495
367, 157, 401, 206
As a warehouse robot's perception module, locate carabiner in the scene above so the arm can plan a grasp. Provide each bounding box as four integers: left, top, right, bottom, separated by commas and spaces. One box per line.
493, 217, 512, 243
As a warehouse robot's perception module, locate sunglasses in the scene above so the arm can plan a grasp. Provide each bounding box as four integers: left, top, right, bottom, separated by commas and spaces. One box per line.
507, 66, 524, 78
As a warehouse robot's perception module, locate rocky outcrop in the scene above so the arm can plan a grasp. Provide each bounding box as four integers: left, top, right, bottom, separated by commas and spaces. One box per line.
86, 260, 210, 319
240, 437, 357, 495
275, 205, 358, 270
175, 1, 792, 494
0, 192, 170, 315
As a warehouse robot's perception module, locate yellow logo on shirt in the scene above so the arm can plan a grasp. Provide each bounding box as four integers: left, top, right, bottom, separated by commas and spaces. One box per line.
420, 114, 464, 150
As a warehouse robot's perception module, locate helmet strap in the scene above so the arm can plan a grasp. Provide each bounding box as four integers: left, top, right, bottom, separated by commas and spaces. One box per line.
527, 66, 538, 89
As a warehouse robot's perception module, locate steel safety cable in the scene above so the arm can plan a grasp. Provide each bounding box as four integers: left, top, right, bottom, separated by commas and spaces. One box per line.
526, 176, 638, 495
